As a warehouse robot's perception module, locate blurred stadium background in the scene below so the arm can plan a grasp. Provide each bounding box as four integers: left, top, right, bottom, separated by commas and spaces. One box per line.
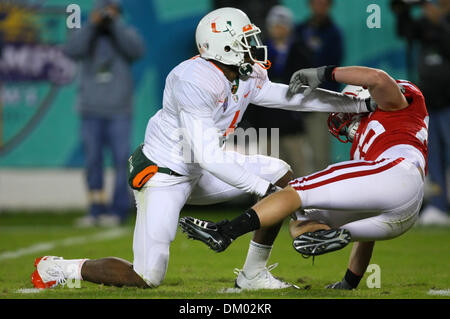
0, 0, 431, 212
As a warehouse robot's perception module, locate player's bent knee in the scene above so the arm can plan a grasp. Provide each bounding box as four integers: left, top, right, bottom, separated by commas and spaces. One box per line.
262, 156, 292, 184
275, 159, 292, 179
283, 185, 302, 206
275, 168, 294, 188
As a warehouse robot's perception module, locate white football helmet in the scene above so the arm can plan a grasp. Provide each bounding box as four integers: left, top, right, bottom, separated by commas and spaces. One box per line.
195, 7, 268, 76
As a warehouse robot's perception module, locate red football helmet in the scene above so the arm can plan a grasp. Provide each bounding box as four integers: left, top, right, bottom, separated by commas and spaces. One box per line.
327, 85, 370, 143
327, 112, 359, 143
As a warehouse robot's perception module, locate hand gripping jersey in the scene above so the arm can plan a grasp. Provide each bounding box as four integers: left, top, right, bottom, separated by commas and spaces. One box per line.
350, 80, 429, 172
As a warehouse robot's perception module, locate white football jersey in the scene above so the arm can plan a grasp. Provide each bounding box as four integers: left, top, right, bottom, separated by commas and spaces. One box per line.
142, 56, 370, 195
144, 56, 267, 176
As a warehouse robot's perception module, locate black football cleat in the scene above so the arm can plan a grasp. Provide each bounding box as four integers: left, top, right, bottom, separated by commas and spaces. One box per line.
179, 216, 233, 252
293, 228, 351, 256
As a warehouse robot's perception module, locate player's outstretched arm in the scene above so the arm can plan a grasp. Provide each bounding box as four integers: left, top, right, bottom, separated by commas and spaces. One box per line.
332, 66, 408, 111
326, 241, 375, 290
253, 80, 371, 114
250, 63, 371, 114
288, 66, 408, 111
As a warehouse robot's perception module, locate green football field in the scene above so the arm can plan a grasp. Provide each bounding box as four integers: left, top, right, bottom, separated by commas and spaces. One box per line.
0, 208, 449, 299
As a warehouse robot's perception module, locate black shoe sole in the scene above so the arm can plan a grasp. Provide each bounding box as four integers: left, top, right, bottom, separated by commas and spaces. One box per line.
179, 217, 228, 252
293, 229, 351, 256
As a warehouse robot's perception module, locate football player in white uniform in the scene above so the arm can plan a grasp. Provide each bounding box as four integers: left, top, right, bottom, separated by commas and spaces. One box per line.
31, 8, 374, 290
179, 65, 428, 290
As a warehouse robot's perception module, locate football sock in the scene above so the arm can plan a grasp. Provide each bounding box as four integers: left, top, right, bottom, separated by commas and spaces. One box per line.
220, 208, 261, 240
242, 240, 272, 278
55, 259, 88, 280
344, 268, 363, 289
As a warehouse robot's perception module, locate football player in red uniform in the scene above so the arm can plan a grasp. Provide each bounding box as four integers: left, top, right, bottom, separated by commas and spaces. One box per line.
180, 65, 428, 290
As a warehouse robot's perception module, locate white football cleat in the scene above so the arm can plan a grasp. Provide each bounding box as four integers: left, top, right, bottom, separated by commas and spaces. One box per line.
234, 263, 298, 290
74, 215, 97, 228
98, 214, 121, 228
418, 206, 450, 226
31, 256, 67, 289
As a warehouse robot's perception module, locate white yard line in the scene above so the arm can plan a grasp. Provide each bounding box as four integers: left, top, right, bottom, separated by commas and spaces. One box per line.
0, 225, 76, 232
427, 289, 450, 297
218, 288, 243, 294
16, 288, 44, 294
0, 228, 129, 261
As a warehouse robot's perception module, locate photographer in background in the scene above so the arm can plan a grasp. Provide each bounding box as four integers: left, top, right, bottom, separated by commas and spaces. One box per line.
63, 0, 145, 227
392, 0, 450, 225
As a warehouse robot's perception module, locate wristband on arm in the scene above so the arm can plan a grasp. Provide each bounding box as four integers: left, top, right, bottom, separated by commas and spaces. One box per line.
324, 65, 338, 83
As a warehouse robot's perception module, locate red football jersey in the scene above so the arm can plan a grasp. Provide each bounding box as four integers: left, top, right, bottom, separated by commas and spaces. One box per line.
350, 80, 429, 169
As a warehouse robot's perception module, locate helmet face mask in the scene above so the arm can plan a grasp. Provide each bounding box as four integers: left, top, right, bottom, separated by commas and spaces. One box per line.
327, 112, 361, 143
195, 8, 268, 75
327, 85, 369, 143
238, 27, 267, 64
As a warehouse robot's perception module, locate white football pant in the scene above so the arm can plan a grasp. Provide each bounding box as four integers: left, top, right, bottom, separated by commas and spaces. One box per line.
132, 152, 291, 287
290, 157, 424, 241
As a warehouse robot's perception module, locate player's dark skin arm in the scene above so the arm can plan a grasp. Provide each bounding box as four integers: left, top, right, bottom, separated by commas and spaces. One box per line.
332, 66, 409, 111
348, 241, 375, 276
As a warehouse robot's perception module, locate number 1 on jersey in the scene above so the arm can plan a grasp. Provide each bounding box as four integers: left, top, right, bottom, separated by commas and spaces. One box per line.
224, 110, 240, 137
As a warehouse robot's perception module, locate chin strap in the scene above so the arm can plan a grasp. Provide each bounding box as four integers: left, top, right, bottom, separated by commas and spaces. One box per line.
238, 63, 253, 77
238, 59, 272, 77
258, 60, 271, 70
